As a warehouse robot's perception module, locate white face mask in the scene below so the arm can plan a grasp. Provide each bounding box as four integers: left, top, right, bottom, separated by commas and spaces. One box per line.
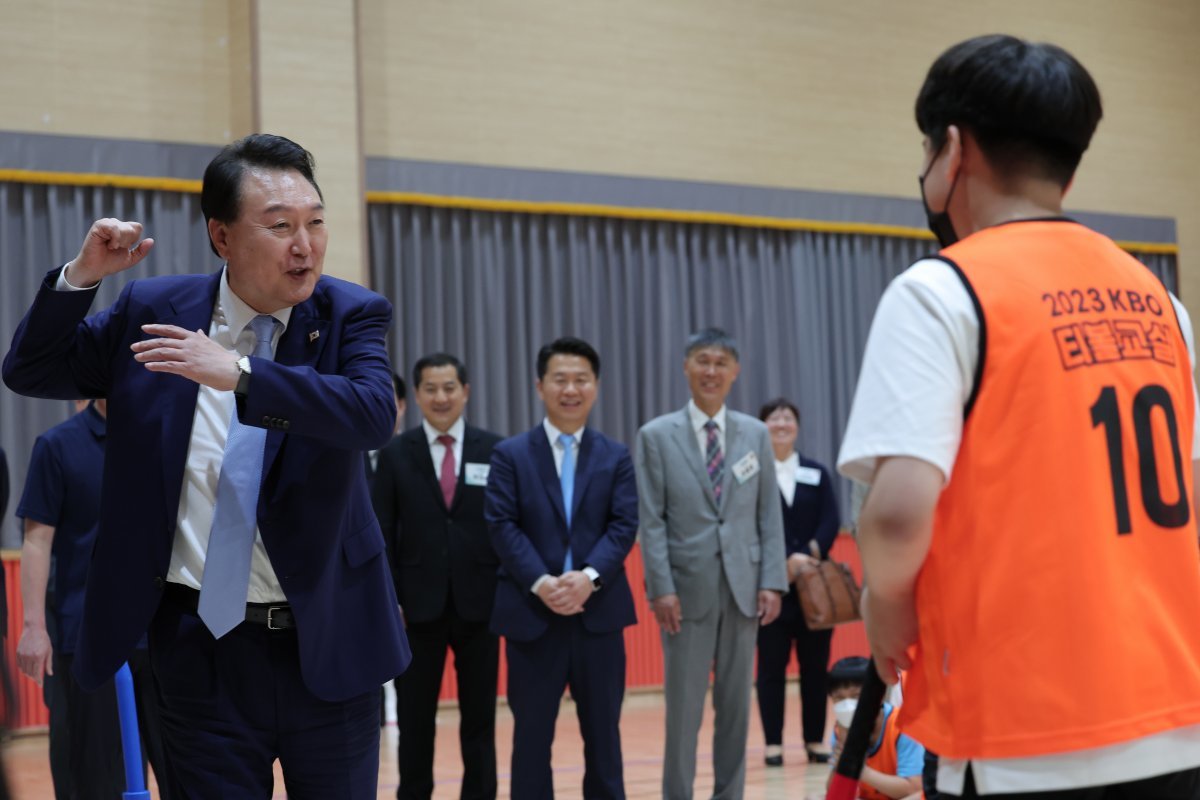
834, 697, 859, 728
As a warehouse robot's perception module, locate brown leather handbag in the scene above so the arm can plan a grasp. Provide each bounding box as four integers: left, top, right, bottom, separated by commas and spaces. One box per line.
793, 540, 862, 630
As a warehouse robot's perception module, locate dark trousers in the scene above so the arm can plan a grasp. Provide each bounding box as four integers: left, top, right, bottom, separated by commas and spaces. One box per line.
43, 669, 70, 800
48, 649, 175, 800
506, 617, 626, 800
755, 607, 832, 745
948, 765, 1200, 799
396, 606, 499, 800
149, 592, 381, 799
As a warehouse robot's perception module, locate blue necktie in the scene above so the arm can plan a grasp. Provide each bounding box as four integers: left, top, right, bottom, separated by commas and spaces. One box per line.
198, 314, 279, 638
559, 433, 575, 572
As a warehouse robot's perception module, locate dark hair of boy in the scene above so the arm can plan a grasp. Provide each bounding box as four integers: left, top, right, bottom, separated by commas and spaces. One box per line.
914, 34, 1103, 188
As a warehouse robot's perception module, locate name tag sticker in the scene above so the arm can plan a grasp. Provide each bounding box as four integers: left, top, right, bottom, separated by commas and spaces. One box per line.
464, 463, 491, 487
732, 451, 760, 484
795, 466, 822, 486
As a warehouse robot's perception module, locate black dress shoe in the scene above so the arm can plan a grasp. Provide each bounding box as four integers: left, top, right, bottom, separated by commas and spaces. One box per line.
805, 746, 831, 764
764, 753, 783, 767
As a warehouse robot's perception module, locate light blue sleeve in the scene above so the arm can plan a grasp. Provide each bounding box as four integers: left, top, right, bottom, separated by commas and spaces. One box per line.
894, 733, 926, 777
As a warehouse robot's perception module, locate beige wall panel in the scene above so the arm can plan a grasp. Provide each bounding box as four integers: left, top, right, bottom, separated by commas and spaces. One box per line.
0, 0, 235, 145
228, 0, 256, 138
256, 0, 366, 285
361, 0, 1200, 307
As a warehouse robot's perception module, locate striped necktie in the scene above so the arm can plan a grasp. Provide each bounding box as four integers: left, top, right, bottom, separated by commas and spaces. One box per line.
704, 419, 724, 506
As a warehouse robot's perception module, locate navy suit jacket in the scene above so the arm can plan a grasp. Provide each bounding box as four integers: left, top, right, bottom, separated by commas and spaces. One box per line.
485, 425, 638, 643
778, 453, 841, 622
2, 267, 410, 700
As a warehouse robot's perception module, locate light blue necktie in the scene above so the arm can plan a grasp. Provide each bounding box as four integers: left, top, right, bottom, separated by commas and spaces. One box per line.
559, 433, 575, 572
198, 314, 279, 638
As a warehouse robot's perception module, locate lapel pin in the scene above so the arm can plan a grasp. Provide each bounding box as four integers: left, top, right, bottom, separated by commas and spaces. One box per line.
308, 330, 320, 343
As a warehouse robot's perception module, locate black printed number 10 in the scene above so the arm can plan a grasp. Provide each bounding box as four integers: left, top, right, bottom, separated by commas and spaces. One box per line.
1090, 384, 1190, 534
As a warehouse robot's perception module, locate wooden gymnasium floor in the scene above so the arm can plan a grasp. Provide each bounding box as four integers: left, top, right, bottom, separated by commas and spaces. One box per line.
2, 683, 833, 798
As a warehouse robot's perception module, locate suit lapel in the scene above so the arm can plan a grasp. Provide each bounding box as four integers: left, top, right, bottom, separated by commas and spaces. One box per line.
158, 273, 221, 518
670, 407, 718, 511
447, 425, 478, 515
406, 427, 446, 510
530, 426, 568, 529
722, 411, 739, 500
262, 299, 329, 475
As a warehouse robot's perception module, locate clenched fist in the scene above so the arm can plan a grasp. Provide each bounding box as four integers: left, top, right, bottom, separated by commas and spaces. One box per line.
64, 218, 155, 287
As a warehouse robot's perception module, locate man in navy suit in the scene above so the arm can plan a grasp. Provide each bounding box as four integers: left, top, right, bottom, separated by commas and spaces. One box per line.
485, 337, 639, 800
2, 134, 409, 799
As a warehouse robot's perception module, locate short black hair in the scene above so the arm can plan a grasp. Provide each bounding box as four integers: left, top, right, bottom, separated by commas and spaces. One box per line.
915, 34, 1102, 188
200, 133, 323, 256
392, 372, 407, 401
685, 328, 739, 361
412, 353, 469, 387
537, 337, 601, 380
828, 656, 870, 695
758, 397, 801, 427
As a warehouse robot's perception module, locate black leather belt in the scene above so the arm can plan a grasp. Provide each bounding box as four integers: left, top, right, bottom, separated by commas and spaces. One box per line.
163, 582, 296, 631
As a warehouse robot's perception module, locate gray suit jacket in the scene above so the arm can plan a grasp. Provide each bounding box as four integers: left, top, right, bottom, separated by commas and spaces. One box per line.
635, 406, 787, 619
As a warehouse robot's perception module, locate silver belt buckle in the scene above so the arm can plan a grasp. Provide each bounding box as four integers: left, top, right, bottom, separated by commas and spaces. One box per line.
266, 606, 287, 630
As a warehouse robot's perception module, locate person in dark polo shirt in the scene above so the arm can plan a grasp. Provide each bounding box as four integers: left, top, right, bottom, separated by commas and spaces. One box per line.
16, 400, 176, 800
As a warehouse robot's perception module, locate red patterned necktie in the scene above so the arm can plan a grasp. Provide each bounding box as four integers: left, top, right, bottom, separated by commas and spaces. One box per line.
437, 434, 456, 507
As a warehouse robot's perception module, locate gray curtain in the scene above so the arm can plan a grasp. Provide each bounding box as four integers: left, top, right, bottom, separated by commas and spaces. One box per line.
367, 203, 1182, 525
0, 182, 214, 547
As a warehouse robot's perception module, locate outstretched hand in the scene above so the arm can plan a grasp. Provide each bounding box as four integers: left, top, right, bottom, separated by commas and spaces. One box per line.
132, 324, 240, 390
65, 218, 154, 287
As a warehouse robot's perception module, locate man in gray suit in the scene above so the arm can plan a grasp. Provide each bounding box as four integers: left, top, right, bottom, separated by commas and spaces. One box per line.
635, 328, 788, 800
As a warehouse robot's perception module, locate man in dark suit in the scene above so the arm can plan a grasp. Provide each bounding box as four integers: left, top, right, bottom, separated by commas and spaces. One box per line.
2, 133, 409, 798
372, 353, 502, 800
485, 337, 639, 800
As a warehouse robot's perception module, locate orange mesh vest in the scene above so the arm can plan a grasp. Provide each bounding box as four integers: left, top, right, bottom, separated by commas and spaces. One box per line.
860, 706, 921, 800
899, 220, 1200, 759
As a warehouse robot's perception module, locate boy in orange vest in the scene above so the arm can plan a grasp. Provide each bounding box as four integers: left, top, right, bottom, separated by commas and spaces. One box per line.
814, 657, 925, 800
838, 34, 1200, 798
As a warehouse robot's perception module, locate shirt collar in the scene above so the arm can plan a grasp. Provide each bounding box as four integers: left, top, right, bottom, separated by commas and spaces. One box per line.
81, 402, 107, 439
219, 266, 293, 341
423, 416, 465, 445
776, 450, 799, 470
543, 418, 584, 447
687, 399, 726, 433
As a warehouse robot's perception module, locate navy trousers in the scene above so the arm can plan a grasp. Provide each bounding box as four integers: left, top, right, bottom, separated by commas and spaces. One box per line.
505, 617, 626, 800
149, 591, 381, 799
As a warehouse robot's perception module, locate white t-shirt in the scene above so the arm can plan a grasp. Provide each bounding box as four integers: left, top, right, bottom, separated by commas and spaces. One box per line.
837, 257, 1200, 794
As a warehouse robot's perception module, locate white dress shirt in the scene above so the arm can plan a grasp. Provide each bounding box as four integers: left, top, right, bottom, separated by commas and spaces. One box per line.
164, 269, 291, 603
687, 399, 727, 462
57, 265, 292, 602
424, 416, 465, 477
774, 451, 799, 507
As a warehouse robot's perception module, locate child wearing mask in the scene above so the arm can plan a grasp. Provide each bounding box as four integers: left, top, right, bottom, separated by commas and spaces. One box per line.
811, 656, 925, 800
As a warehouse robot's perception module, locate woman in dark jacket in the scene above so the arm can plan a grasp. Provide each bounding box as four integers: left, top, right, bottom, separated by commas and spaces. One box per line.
755, 398, 840, 766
